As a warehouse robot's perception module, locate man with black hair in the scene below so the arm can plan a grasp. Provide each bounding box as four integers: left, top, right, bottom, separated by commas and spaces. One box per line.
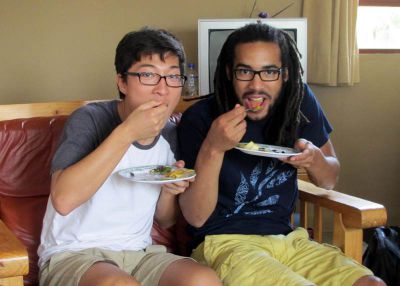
178, 23, 384, 286
38, 27, 221, 286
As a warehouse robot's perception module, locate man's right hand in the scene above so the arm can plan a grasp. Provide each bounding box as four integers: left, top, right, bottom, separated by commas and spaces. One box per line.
123, 100, 169, 143
205, 104, 247, 153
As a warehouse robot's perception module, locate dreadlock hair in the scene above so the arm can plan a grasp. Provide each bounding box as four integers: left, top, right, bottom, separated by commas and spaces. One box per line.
214, 23, 304, 146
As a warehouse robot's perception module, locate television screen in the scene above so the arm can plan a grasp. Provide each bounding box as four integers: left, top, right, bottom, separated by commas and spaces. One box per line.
198, 18, 307, 95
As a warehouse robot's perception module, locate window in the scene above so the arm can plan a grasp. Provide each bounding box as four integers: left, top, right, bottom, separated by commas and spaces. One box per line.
357, 0, 400, 53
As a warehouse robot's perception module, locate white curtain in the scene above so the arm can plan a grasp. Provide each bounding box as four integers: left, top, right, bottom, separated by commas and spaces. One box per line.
302, 0, 359, 86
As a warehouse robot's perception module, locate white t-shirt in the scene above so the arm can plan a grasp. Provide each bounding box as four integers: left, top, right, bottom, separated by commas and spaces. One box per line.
38, 101, 177, 267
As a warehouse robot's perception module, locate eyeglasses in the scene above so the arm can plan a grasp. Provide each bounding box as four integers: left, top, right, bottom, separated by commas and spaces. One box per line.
233, 67, 286, 82
124, 72, 187, 87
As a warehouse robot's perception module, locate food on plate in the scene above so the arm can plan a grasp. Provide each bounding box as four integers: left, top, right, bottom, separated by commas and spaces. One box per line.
164, 168, 195, 179
150, 165, 172, 175
150, 165, 195, 179
243, 141, 260, 151
235, 142, 299, 158
239, 141, 271, 152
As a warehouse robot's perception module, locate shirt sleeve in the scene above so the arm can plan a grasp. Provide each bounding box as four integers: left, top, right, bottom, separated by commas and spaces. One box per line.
177, 102, 213, 169
298, 84, 333, 148
161, 120, 179, 164
51, 107, 100, 173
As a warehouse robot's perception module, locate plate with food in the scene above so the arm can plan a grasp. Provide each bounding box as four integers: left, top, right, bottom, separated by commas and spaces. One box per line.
118, 165, 196, 184
235, 141, 300, 158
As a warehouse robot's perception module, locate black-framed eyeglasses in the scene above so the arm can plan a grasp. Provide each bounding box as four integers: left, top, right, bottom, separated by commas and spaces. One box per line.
124, 72, 187, 87
233, 67, 286, 82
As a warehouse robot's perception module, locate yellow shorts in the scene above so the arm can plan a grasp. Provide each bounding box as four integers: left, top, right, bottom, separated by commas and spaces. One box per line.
192, 228, 373, 286
39, 246, 189, 286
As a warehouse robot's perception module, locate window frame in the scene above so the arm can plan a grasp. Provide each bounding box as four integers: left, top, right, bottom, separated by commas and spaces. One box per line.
359, 0, 400, 6
358, 0, 400, 53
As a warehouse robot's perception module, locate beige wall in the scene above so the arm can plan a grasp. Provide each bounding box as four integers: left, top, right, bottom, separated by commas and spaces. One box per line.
314, 54, 400, 226
1, 1, 399, 225
0, 0, 301, 103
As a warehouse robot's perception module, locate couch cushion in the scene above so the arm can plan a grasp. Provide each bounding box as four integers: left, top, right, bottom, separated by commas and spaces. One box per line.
0, 194, 48, 286
0, 116, 68, 197
0, 116, 68, 286
0, 116, 67, 285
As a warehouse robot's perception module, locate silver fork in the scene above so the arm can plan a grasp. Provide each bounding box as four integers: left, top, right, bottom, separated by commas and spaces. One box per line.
245, 107, 262, 112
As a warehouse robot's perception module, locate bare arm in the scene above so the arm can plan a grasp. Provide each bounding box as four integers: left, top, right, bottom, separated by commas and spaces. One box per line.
154, 161, 193, 228
179, 105, 247, 227
281, 138, 340, 189
179, 140, 225, 227
51, 101, 169, 215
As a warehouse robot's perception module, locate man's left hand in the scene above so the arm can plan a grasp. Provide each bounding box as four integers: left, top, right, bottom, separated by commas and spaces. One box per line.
280, 138, 318, 169
161, 160, 194, 195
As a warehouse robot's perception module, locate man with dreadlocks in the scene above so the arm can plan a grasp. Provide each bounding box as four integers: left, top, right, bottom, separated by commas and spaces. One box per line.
177, 23, 385, 286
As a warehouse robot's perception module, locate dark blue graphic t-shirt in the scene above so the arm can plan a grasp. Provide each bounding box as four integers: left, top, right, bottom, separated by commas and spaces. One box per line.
178, 84, 332, 247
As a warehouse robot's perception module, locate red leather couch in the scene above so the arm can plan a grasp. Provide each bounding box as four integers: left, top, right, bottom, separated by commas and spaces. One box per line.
0, 113, 188, 286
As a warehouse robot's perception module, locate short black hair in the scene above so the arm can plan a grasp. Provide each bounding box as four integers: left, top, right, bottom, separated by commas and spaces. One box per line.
115, 27, 186, 99
214, 23, 304, 146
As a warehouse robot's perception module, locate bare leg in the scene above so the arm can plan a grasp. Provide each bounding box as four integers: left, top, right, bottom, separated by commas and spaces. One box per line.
158, 259, 222, 286
79, 262, 140, 286
353, 275, 386, 286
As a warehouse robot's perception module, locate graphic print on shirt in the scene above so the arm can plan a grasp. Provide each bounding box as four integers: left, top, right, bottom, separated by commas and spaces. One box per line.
227, 160, 295, 217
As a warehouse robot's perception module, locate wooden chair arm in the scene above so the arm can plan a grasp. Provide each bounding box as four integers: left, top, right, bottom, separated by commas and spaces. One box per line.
298, 180, 387, 229
297, 179, 387, 262
0, 220, 29, 284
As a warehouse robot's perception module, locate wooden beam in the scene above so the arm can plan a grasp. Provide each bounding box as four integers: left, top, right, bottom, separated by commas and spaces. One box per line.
0, 220, 29, 279
333, 213, 363, 263
0, 98, 199, 121
0, 276, 24, 286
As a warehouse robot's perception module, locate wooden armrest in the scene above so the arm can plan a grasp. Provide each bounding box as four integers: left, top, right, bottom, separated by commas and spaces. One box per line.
298, 180, 387, 229
297, 180, 387, 262
0, 220, 29, 279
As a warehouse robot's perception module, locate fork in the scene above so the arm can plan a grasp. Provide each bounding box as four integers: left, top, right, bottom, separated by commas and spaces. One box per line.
245, 106, 262, 112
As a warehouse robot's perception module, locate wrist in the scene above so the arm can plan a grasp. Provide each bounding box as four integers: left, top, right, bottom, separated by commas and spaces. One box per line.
115, 121, 138, 145
201, 137, 225, 158
160, 188, 178, 197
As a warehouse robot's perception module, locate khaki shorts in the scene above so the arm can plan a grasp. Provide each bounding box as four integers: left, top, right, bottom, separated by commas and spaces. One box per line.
192, 228, 373, 286
39, 246, 189, 286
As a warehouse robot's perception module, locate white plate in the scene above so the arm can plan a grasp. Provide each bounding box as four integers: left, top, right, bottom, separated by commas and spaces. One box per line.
118, 165, 196, 184
235, 142, 300, 158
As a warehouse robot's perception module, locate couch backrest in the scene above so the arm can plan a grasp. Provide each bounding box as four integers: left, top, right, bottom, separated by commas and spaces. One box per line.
0, 116, 67, 286
0, 99, 195, 286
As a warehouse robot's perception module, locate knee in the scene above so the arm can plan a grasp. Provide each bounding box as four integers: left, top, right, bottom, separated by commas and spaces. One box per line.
353, 275, 386, 286
185, 265, 222, 286
101, 275, 140, 286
